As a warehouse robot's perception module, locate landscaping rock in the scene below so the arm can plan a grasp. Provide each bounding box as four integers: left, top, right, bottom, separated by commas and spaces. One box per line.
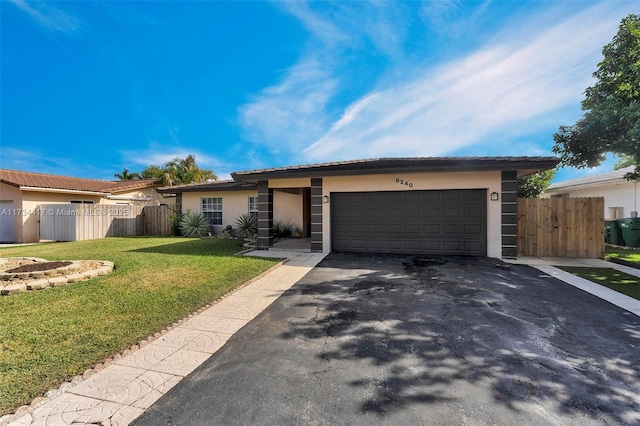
48, 276, 68, 287
65, 273, 85, 283
0, 414, 18, 426
26, 279, 50, 291
45, 388, 62, 399
30, 397, 49, 408
1, 284, 26, 295
58, 382, 73, 393
83, 269, 99, 279
97, 267, 111, 276
14, 406, 30, 417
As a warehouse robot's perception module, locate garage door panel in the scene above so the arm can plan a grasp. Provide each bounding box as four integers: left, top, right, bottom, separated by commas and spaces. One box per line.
387, 208, 402, 218
444, 208, 461, 218
424, 224, 441, 234
405, 240, 424, 251
405, 208, 421, 218
405, 224, 422, 234
424, 208, 442, 218
443, 191, 462, 202
465, 224, 483, 234
367, 224, 384, 234
386, 224, 403, 234
331, 190, 486, 256
444, 224, 462, 235
368, 208, 384, 218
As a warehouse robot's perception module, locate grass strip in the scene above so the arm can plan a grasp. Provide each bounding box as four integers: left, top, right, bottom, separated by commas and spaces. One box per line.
605, 245, 640, 264
555, 266, 640, 300
0, 237, 279, 415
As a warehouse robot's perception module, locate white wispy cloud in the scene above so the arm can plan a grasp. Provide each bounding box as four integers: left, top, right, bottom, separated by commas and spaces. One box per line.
302, 2, 634, 162
8, 0, 82, 34
237, 1, 410, 154
237, 57, 338, 152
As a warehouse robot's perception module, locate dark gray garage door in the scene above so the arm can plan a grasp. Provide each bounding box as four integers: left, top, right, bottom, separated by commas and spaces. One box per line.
331, 189, 487, 255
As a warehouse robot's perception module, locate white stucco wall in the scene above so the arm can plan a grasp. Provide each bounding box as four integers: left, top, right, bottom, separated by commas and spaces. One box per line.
544, 181, 639, 219
321, 171, 503, 258
273, 190, 304, 229
181, 190, 258, 233
180, 188, 303, 234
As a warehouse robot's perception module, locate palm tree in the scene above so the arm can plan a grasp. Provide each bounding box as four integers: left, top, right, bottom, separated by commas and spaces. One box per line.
162, 155, 218, 185
114, 169, 141, 180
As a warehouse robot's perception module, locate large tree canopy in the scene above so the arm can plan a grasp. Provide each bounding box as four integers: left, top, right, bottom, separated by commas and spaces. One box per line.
517, 170, 556, 198
114, 168, 141, 180
552, 14, 640, 180
117, 155, 218, 186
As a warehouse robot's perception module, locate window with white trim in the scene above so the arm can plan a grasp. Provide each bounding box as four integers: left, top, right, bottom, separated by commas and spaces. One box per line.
248, 196, 258, 221
202, 197, 222, 225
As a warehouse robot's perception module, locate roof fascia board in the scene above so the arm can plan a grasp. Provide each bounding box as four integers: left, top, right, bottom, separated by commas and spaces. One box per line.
19, 186, 109, 196
157, 185, 257, 194
106, 195, 153, 201
232, 160, 560, 182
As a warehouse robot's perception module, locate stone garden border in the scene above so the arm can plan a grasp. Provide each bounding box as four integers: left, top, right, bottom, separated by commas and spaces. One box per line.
0, 257, 114, 296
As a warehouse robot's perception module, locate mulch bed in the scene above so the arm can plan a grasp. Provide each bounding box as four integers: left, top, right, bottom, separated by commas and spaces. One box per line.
6, 261, 73, 273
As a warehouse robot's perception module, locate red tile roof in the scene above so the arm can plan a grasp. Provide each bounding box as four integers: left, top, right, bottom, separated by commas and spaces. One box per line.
0, 169, 159, 194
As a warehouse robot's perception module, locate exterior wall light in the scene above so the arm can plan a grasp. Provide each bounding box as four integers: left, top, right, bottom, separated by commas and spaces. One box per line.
322, 195, 330, 204
490, 192, 499, 201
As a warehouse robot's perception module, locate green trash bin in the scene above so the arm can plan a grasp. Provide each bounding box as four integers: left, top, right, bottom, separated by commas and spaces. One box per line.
618, 218, 640, 248
605, 220, 622, 245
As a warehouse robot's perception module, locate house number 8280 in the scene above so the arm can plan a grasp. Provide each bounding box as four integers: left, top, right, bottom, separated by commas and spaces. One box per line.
395, 178, 413, 188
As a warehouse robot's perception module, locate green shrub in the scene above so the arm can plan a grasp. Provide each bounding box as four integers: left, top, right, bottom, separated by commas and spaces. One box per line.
179, 212, 211, 237
235, 213, 257, 239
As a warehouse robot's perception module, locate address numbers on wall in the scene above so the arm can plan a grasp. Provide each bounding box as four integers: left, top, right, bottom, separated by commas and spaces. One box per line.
395, 178, 414, 188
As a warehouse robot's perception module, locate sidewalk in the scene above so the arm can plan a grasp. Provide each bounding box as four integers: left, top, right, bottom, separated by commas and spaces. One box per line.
5, 250, 327, 426
506, 256, 640, 317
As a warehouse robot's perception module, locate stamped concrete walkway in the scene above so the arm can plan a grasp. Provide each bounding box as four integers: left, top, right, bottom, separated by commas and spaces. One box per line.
7, 250, 326, 426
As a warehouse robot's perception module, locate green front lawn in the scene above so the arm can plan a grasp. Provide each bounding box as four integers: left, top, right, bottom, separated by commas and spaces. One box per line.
605, 245, 640, 264
556, 266, 640, 300
0, 237, 279, 416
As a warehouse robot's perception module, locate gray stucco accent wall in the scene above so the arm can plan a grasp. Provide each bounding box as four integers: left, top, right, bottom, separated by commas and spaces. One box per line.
310, 178, 323, 253
501, 171, 518, 259
257, 180, 273, 249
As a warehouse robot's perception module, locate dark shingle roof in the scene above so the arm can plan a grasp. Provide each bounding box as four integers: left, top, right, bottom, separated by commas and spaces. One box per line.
232, 156, 559, 181
0, 169, 159, 194
157, 180, 256, 194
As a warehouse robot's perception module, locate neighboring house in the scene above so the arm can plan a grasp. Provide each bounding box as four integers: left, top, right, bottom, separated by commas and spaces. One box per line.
544, 166, 639, 220
0, 169, 171, 243
161, 156, 558, 259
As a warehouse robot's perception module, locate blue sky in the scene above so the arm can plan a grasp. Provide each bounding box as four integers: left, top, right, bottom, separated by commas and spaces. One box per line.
1, 1, 637, 182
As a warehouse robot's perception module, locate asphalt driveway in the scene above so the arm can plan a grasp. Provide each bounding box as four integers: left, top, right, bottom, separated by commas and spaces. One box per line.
134, 253, 640, 425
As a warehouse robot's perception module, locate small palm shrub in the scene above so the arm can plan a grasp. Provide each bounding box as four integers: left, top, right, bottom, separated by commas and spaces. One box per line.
235, 213, 257, 239
179, 212, 211, 237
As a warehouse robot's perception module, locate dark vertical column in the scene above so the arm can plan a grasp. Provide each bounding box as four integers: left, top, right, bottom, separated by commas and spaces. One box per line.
257, 180, 273, 249
501, 171, 518, 259
310, 178, 323, 252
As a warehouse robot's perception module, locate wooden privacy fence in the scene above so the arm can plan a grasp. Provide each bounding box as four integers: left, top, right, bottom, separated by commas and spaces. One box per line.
517, 197, 604, 258
38, 204, 175, 242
